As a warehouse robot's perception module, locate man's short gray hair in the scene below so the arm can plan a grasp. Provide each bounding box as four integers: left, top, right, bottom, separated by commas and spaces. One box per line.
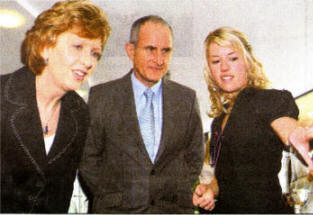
129, 15, 174, 45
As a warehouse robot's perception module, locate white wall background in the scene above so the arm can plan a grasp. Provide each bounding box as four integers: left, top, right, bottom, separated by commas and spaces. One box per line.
1, 0, 313, 132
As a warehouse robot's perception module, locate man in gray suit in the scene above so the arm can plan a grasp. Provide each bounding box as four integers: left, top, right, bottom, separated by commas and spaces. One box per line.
79, 15, 204, 213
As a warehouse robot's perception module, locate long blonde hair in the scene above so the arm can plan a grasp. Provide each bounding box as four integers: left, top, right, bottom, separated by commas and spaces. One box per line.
204, 27, 269, 118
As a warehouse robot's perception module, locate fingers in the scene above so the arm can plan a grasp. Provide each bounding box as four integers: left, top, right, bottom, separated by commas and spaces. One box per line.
204, 201, 215, 211
195, 185, 203, 195
195, 188, 216, 211
192, 183, 217, 209
192, 185, 203, 206
193, 184, 207, 199
198, 196, 215, 211
192, 192, 200, 206
197, 184, 209, 194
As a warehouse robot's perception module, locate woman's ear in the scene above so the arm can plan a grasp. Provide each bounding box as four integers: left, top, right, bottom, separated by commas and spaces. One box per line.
41, 46, 50, 62
40, 47, 49, 61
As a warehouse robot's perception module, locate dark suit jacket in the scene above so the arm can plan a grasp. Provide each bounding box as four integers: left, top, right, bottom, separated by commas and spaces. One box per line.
79, 72, 204, 213
1, 67, 89, 213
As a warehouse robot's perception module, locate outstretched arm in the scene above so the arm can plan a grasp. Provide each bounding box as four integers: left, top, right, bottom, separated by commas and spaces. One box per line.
271, 117, 313, 171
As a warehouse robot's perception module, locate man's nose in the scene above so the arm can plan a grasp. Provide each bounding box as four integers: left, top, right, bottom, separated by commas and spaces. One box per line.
154, 51, 164, 66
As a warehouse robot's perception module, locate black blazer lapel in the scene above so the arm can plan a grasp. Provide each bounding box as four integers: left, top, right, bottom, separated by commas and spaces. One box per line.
119, 72, 153, 166
47, 93, 80, 164
10, 105, 48, 176
5, 68, 47, 178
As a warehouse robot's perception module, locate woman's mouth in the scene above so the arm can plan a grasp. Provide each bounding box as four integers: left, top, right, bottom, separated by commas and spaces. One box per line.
73, 70, 87, 81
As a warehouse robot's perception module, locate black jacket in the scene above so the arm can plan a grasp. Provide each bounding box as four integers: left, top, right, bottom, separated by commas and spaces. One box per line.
211, 88, 298, 213
1, 67, 89, 213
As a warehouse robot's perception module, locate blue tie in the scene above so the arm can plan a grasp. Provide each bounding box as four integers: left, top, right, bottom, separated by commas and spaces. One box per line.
139, 89, 155, 161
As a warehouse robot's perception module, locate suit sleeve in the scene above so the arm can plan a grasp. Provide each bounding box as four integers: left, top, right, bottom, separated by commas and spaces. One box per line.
184, 93, 204, 185
79, 87, 105, 197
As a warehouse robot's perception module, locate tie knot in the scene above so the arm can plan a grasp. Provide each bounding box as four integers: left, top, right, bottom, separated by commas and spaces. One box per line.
144, 88, 154, 99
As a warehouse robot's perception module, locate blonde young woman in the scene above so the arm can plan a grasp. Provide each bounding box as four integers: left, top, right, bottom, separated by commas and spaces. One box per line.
193, 27, 313, 213
1, 0, 110, 213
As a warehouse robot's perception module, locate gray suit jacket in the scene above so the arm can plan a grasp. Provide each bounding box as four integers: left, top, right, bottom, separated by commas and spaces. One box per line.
79, 72, 204, 213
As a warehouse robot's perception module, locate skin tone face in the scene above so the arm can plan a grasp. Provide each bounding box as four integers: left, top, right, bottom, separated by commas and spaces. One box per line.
41, 31, 102, 94
126, 21, 173, 87
207, 43, 248, 93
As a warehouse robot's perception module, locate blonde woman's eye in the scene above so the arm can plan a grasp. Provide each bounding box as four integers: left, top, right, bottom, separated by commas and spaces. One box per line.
211, 60, 219, 64
231, 57, 238, 61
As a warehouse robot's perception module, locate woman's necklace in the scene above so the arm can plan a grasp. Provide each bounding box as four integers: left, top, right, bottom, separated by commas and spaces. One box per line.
36, 76, 62, 136
42, 104, 60, 135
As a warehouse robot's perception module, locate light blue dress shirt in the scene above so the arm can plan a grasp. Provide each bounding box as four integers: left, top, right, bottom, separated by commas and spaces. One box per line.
131, 72, 163, 163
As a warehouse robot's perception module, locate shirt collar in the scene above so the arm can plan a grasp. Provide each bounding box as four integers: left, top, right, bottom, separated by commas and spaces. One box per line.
131, 70, 162, 97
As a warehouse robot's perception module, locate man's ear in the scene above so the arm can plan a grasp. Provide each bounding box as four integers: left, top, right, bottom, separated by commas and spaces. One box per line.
125, 42, 135, 62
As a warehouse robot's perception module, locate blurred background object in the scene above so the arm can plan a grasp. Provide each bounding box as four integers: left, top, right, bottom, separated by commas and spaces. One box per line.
295, 89, 313, 127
